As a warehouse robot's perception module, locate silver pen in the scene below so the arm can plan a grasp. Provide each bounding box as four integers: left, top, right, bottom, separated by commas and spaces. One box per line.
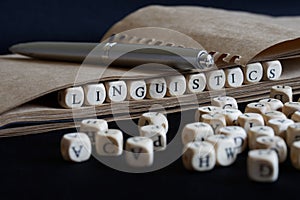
9, 42, 214, 70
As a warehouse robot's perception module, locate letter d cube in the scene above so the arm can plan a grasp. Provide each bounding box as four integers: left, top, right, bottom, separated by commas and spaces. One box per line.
247, 149, 278, 182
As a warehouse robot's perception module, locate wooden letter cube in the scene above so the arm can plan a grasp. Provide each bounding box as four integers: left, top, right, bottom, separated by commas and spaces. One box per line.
83, 83, 106, 106
194, 106, 223, 122
166, 75, 186, 96
95, 129, 123, 156
225, 67, 244, 88
255, 136, 287, 163
219, 126, 247, 153
206, 135, 237, 166
245, 102, 270, 114
201, 113, 226, 134
243, 62, 263, 84
211, 96, 238, 109
291, 111, 300, 122
248, 126, 275, 149
270, 85, 293, 103
138, 112, 169, 133
259, 98, 283, 111
220, 109, 243, 126
247, 149, 278, 182
205, 69, 226, 91
126, 80, 146, 100
262, 60, 282, 81
181, 122, 214, 145
146, 77, 167, 99
237, 113, 265, 131
80, 119, 108, 145
58, 86, 84, 108
286, 123, 300, 147
125, 137, 153, 167
282, 102, 300, 118
290, 141, 300, 170
61, 132, 91, 162
140, 125, 167, 151
262, 111, 287, 124
105, 80, 127, 103
267, 118, 294, 138
182, 141, 216, 171
186, 73, 206, 94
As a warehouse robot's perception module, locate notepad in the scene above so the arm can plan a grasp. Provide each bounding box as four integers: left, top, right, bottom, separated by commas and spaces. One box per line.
1, 5, 300, 137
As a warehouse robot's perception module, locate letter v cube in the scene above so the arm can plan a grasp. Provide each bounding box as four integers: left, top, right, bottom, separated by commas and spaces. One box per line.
61, 132, 91, 162
125, 137, 153, 167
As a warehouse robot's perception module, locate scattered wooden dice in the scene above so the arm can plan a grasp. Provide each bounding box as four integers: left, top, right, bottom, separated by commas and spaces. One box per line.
211, 96, 238, 109
95, 129, 123, 156
206, 135, 237, 166
182, 141, 216, 171
245, 102, 270, 114
181, 122, 214, 145
138, 112, 169, 133
125, 136, 154, 167
237, 113, 265, 131
80, 119, 108, 145
61, 132, 92, 162
247, 149, 279, 182
248, 126, 275, 149
270, 85, 293, 103
219, 126, 247, 154
255, 136, 287, 163
139, 125, 167, 151
59, 84, 300, 184
290, 141, 300, 170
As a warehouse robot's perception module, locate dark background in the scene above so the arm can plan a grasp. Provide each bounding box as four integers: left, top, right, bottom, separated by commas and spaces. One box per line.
1, 0, 300, 55
1, 0, 300, 199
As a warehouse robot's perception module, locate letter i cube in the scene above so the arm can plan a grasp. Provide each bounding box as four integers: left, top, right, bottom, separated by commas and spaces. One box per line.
61, 132, 92, 162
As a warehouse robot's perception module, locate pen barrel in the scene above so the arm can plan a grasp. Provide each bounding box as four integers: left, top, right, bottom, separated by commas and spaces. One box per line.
94, 43, 213, 70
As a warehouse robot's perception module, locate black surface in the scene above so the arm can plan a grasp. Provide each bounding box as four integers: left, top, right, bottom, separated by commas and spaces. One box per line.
1, 1, 300, 199
0, 112, 299, 200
